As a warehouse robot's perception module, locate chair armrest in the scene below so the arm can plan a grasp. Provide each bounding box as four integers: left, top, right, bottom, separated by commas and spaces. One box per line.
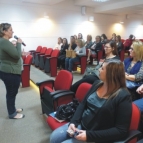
114, 130, 142, 143
52, 91, 75, 100
40, 54, 50, 58
48, 56, 57, 59
23, 64, 30, 66
36, 80, 54, 87
50, 90, 73, 97
29, 50, 36, 52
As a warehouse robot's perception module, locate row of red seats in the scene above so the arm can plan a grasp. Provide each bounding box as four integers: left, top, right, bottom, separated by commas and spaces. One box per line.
36, 70, 142, 143
31, 46, 88, 75
31, 46, 60, 76
21, 55, 33, 87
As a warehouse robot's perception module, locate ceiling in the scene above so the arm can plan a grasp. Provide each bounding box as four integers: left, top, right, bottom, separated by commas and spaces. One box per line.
21, 0, 143, 15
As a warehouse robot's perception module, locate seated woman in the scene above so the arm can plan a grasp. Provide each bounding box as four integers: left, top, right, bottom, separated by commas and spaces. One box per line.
101, 34, 108, 44
57, 38, 69, 69
124, 40, 143, 100
65, 39, 86, 72
116, 35, 124, 54
50, 59, 132, 143
78, 33, 85, 45
54, 37, 63, 50
109, 33, 116, 41
87, 36, 102, 62
85, 35, 92, 49
124, 34, 135, 50
71, 41, 119, 93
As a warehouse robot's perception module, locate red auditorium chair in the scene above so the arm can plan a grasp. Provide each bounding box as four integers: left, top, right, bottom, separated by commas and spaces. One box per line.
121, 39, 125, 43
31, 46, 42, 64
39, 48, 53, 70
29, 45, 42, 54
21, 55, 33, 87
90, 45, 104, 65
114, 103, 141, 143
35, 47, 47, 67
119, 49, 125, 61
36, 70, 73, 115
47, 83, 92, 130
139, 39, 143, 42
44, 49, 60, 77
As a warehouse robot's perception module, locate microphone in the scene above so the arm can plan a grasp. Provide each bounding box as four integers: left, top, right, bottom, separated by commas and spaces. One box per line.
14, 35, 26, 46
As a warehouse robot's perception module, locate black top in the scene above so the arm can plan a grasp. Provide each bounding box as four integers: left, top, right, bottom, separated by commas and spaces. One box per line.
70, 80, 132, 143
92, 42, 102, 52
117, 42, 124, 52
60, 44, 69, 55
70, 43, 77, 50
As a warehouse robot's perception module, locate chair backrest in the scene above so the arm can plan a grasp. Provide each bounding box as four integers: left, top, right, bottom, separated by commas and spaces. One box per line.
24, 55, 33, 65
54, 70, 73, 90
45, 48, 53, 56
40, 47, 47, 54
51, 49, 60, 57
36, 46, 42, 52
130, 103, 141, 130
75, 83, 92, 102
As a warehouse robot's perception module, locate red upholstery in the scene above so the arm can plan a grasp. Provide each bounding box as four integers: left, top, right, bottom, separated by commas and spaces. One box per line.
121, 39, 125, 43
31, 46, 42, 64
46, 49, 60, 77
37, 70, 73, 115
35, 47, 47, 67
29, 45, 42, 53
128, 104, 141, 143
39, 48, 53, 70
21, 55, 33, 87
47, 83, 92, 130
24, 55, 33, 64
119, 49, 125, 62
22, 55, 26, 62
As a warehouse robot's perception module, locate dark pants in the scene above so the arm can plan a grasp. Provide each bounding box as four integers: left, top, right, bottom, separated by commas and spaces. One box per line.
0, 71, 21, 118
57, 54, 66, 69
70, 75, 99, 93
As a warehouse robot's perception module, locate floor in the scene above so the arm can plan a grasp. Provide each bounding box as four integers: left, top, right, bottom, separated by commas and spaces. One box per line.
0, 65, 83, 143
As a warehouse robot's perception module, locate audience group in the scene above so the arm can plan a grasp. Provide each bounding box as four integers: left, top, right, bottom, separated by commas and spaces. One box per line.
1, 22, 143, 143
49, 32, 143, 143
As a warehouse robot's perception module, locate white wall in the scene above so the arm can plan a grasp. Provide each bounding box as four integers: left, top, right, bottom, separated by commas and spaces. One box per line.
0, 0, 142, 51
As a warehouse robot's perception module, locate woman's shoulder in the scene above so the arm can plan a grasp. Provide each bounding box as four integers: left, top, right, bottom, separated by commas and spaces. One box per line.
116, 88, 131, 101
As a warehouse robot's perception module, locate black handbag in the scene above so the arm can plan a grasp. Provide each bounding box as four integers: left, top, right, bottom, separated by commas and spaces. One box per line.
55, 99, 79, 121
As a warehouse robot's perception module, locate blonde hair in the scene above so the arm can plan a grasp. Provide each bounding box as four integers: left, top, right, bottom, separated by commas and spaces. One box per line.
132, 40, 143, 61
76, 39, 84, 47
87, 35, 92, 41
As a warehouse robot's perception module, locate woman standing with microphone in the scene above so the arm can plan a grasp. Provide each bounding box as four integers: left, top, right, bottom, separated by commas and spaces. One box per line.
0, 23, 25, 119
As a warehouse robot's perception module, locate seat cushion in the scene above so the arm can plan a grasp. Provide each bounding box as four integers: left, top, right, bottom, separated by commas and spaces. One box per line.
47, 116, 68, 130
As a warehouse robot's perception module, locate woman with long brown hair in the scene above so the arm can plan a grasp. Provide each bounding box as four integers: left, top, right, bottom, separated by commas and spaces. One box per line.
50, 59, 132, 143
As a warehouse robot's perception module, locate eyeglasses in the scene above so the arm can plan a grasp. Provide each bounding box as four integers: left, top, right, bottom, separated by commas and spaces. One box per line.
104, 46, 111, 48
130, 48, 133, 51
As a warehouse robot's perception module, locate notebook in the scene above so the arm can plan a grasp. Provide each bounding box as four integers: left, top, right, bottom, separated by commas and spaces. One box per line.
49, 112, 65, 123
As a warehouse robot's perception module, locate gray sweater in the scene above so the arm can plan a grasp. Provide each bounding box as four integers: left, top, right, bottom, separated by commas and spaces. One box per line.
74, 46, 86, 56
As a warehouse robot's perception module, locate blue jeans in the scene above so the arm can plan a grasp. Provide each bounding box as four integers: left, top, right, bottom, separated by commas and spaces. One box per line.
50, 123, 94, 143
0, 71, 21, 118
65, 57, 80, 72
133, 98, 143, 113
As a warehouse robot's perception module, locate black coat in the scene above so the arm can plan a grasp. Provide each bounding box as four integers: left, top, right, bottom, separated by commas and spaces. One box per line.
70, 80, 132, 143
